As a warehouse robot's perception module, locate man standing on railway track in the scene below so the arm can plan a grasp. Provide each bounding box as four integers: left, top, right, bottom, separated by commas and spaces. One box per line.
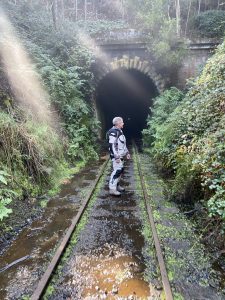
107, 116, 131, 196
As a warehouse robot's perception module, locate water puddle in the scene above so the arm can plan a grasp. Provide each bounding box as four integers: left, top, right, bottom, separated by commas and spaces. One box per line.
0, 199, 78, 299
63, 244, 158, 299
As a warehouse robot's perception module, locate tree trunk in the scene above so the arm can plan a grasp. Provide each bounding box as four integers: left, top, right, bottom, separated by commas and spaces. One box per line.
167, 2, 171, 19
121, 0, 125, 20
185, 0, 192, 36
75, 0, 78, 21
198, 0, 201, 15
175, 0, 181, 37
84, 0, 87, 21
60, 0, 65, 20
52, 0, 58, 29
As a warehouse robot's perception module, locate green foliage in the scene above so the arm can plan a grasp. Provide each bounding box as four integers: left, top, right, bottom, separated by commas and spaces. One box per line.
126, 0, 224, 66
44, 285, 55, 298
39, 62, 99, 162
0, 109, 70, 199
0, 170, 13, 221
0, 0, 100, 221
143, 87, 184, 148
0, 170, 14, 221
193, 117, 225, 219
192, 10, 225, 38
21, 13, 100, 164
21, 296, 30, 300
144, 40, 225, 224
126, 0, 185, 67
74, 20, 126, 37
0, 170, 8, 185
150, 19, 184, 67
0, 198, 12, 221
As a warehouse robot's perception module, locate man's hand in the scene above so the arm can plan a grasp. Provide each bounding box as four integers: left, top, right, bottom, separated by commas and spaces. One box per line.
126, 153, 131, 160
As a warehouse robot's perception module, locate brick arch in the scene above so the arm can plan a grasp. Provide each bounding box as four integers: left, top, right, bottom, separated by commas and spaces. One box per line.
95, 55, 165, 93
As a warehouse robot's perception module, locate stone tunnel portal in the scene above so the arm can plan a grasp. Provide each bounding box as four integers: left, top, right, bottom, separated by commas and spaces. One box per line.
95, 68, 159, 139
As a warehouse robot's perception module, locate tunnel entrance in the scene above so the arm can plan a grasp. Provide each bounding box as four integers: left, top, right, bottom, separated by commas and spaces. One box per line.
95, 68, 159, 139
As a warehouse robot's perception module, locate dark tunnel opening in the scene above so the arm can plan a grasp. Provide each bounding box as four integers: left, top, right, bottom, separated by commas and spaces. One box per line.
95, 68, 159, 140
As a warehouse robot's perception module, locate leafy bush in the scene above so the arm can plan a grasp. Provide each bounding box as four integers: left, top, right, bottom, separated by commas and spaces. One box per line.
2, 1, 100, 161
0, 109, 69, 190
125, 0, 186, 68
192, 10, 225, 38
194, 117, 225, 219
0, 1, 103, 220
144, 40, 225, 224
0, 170, 14, 221
143, 87, 184, 148
74, 20, 126, 37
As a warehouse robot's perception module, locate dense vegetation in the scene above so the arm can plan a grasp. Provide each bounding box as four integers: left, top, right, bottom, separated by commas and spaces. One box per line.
0, 1, 100, 220
143, 41, 225, 236
126, 0, 225, 67
192, 9, 225, 38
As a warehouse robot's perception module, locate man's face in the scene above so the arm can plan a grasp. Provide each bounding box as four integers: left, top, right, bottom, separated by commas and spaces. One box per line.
117, 119, 124, 129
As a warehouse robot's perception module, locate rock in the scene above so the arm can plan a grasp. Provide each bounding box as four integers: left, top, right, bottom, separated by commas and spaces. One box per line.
100, 293, 107, 299
29, 198, 37, 204
112, 285, 118, 294
155, 284, 163, 290
62, 178, 71, 185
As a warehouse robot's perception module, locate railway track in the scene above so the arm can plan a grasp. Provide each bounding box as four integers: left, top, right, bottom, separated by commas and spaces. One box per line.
31, 143, 173, 300
31, 158, 109, 300
133, 143, 173, 300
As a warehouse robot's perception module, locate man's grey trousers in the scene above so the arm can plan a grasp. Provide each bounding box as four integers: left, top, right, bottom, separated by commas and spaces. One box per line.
109, 158, 124, 190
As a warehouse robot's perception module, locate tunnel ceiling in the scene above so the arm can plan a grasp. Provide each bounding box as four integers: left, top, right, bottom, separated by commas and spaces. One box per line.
95, 68, 159, 139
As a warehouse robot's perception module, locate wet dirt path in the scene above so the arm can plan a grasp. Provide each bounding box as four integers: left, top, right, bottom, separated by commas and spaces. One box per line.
48, 156, 159, 299
1, 149, 223, 300
0, 160, 104, 300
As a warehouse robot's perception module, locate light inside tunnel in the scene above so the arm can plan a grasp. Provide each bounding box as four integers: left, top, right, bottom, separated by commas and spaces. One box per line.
95, 68, 159, 139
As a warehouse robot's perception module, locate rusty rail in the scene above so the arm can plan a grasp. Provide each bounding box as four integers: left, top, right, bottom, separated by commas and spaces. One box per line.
31, 158, 109, 300
133, 143, 174, 300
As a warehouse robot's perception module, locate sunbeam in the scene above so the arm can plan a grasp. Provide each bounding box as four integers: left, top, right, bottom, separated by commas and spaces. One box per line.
0, 9, 57, 127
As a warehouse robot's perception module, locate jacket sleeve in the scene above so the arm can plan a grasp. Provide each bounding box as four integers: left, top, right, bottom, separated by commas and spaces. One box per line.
109, 132, 120, 158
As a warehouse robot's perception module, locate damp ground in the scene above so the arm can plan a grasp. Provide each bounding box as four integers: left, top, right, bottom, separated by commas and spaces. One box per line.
0, 159, 104, 300
0, 150, 224, 300
46, 156, 160, 300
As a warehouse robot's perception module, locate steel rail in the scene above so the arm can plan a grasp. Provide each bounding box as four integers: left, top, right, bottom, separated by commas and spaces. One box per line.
133, 143, 174, 300
31, 158, 109, 300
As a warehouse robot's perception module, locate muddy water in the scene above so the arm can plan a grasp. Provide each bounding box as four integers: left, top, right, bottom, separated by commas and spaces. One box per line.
0, 161, 103, 300
49, 158, 160, 299
65, 245, 152, 299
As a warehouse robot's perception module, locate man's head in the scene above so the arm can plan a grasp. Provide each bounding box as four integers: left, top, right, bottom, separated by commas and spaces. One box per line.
112, 117, 124, 129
